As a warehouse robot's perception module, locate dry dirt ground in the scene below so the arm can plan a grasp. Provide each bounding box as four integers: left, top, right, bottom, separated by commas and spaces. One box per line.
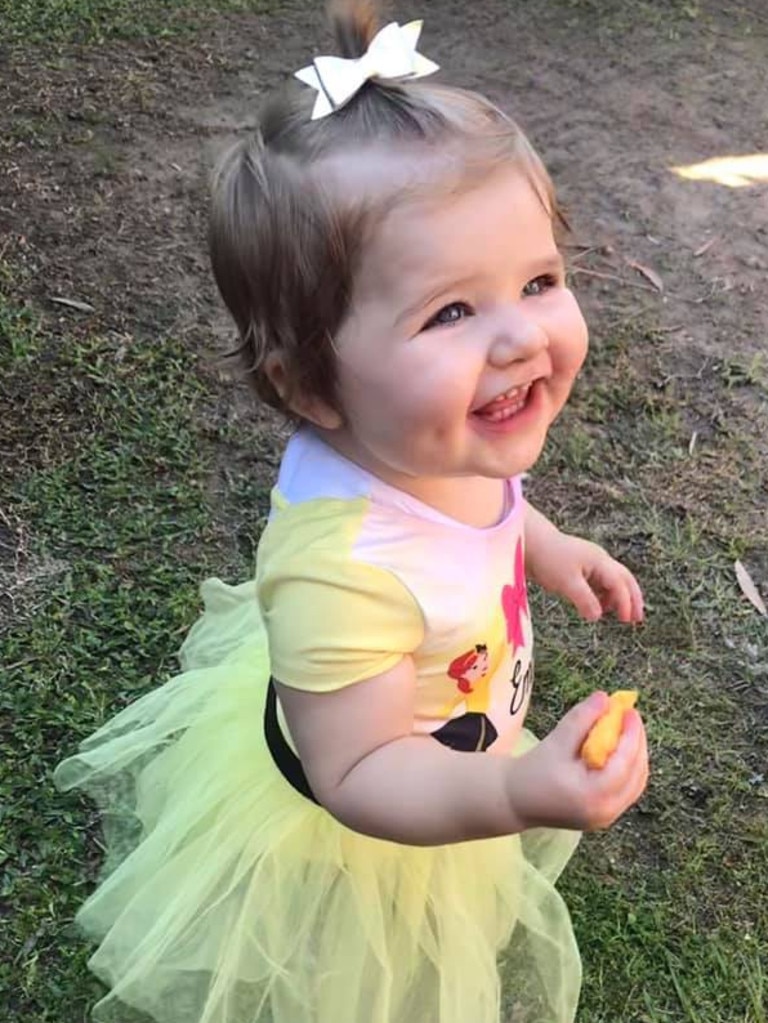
2, 0, 767, 1020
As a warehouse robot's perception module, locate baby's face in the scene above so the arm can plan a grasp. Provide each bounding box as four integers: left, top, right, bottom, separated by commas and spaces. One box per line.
316, 155, 588, 488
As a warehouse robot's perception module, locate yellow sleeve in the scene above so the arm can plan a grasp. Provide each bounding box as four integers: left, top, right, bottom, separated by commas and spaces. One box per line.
257, 497, 425, 691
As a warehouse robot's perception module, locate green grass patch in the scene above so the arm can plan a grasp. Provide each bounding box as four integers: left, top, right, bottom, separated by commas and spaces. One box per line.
0, 0, 277, 45
0, 0, 731, 47
0, 276, 268, 1019
563, 865, 766, 1023
0, 285, 43, 366
522, 312, 768, 1022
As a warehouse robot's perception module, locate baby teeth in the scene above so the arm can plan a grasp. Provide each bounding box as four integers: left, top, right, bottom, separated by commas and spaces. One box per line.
489, 385, 522, 404
479, 383, 531, 417
482, 382, 531, 409
476, 381, 535, 421
484, 399, 526, 422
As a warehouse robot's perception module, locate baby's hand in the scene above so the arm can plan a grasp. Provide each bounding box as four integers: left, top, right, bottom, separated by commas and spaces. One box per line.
507, 692, 648, 832
531, 534, 644, 624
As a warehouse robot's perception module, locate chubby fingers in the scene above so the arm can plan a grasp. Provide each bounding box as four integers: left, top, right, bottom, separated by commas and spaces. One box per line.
590, 710, 648, 822
626, 710, 650, 802
623, 571, 645, 623
609, 709, 646, 777
566, 575, 605, 622
597, 565, 645, 624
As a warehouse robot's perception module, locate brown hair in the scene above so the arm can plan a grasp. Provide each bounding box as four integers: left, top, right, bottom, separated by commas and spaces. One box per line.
209, 0, 561, 419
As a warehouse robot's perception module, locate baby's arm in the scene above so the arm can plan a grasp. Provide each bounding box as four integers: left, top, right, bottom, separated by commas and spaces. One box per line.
524, 501, 644, 623
276, 665, 647, 846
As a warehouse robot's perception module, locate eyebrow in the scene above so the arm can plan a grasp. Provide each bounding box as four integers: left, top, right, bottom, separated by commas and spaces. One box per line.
395, 252, 566, 328
395, 273, 482, 328
529, 253, 566, 276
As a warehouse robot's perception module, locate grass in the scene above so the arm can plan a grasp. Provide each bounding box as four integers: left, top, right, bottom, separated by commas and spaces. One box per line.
525, 315, 768, 1023
0, 272, 269, 1020
0, 0, 277, 44
0, 0, 735, 46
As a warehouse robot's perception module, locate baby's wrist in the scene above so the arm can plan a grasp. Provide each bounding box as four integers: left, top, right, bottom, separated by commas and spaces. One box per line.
503, 758, 539, 833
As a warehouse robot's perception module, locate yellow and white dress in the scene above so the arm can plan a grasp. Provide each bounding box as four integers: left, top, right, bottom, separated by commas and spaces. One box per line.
55, 427, 582, 1023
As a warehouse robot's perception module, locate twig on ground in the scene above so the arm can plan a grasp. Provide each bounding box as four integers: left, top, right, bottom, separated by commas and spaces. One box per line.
569, 267, 657, 293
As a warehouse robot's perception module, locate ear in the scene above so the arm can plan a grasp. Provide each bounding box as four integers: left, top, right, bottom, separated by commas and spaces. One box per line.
264, 352, 343, 430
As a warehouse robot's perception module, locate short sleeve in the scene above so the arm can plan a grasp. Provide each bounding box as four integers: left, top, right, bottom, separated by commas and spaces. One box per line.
256, 497, 425, 692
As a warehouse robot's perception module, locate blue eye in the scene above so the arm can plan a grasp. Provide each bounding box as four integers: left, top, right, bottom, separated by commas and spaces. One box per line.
523, 274, 558, 297
424, 302, 474, 329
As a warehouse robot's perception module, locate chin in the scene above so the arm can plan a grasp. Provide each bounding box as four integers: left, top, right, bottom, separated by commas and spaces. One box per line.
497, 441, 547, 479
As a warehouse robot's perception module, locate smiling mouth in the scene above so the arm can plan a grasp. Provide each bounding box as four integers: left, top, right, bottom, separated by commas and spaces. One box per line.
473, 382, 534, 422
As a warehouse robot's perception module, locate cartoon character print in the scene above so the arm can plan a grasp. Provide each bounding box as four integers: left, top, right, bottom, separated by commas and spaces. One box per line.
447, 644, 489, 694
431, 536, 532, 753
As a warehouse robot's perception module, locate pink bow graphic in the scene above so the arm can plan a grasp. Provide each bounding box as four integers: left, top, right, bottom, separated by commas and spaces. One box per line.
501, 538, 528, 649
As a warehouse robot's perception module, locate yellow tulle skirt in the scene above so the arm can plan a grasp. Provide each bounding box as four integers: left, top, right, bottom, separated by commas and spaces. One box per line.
55, 579, 582, 1023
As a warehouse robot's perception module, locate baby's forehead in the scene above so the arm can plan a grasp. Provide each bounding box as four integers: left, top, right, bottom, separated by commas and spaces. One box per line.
317, 144, 548, 258
315, 143, 470, 203
317, 143, 542, 219
320, 150, 553, 291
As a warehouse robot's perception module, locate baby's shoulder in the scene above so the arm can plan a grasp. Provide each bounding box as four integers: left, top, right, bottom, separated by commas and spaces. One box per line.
256, 441, 425, 681
258, 430, 375, 566
275, 428, 374, 507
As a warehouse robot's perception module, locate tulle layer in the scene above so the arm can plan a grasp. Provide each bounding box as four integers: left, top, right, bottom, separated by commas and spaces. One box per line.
55, 579, 582, 1023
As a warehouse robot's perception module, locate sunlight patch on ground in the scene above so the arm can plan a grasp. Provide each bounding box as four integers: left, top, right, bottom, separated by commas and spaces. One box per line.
671, 153, 768, 188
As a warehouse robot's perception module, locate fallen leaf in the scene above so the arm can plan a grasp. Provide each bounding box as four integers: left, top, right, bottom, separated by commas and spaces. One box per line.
627, 260, 664, 292
50, 296, 95, 313
734, 560, 767, 617
694, 236, 719, 257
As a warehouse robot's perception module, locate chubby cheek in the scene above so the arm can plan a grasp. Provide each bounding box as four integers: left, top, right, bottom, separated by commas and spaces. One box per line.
345, 350, 475, 433
399, 358, 480, 437
548, 298, 589, 388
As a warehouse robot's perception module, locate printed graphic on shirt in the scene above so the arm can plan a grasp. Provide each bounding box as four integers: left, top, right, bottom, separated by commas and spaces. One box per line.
260, 429, 535, 754
433, 640, 498, 752
431, 538, 533, 753
447, 644, 490, 695
501, 538, 528, 649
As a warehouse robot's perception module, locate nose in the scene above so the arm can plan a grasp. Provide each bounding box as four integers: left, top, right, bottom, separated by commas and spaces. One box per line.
487, 304, 548, 368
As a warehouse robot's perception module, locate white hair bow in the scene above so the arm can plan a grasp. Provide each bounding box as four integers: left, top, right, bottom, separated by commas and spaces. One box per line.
294, 20, 439, 120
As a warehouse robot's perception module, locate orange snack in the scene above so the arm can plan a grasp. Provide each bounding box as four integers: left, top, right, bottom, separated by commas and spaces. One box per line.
581, 690, 638, 769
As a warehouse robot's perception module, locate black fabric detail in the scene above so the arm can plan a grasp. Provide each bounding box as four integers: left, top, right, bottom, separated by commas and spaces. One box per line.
431, 712, 499, 752
264, 679, 320, 805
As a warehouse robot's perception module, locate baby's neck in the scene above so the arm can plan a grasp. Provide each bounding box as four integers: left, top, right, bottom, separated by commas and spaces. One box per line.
311, 428, 509, 528
399, 474, 510, 528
